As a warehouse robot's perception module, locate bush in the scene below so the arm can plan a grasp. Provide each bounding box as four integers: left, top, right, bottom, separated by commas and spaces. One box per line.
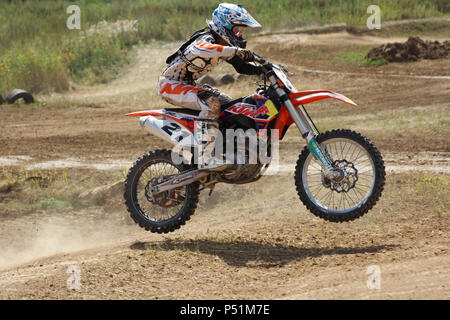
61, 34, 131, 84
0, 48, 69, 94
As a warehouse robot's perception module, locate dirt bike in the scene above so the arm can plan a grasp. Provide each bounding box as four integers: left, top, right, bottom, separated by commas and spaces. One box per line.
124, 53, 386, 234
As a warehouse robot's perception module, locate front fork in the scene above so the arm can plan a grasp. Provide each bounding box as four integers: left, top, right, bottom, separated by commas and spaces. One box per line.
306, 135, 333, 171
293, 105, 336, 176
270, 76, 333, 171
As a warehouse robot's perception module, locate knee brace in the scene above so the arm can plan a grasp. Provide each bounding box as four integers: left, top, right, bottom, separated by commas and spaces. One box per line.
198, 90, 221, 119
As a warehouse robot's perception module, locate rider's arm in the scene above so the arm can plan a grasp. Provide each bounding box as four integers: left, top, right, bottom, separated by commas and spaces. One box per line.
189, 35, 263, 75
226, 55, 264, 75
190, 41, 237, 59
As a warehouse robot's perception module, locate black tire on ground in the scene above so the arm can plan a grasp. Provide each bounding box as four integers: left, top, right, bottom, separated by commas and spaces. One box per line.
295, 129, 386, 222
5, 89, 34, 104
124, 149, 200, 233
198, 75, 216, 87
218, 74, 235, 85
0, 94, 4, 105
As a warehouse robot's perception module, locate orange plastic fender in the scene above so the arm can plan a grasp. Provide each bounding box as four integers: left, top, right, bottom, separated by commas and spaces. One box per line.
290, 90, 357, 107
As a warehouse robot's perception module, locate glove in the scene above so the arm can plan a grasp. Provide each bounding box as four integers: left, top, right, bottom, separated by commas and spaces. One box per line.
235, 48, 255, 62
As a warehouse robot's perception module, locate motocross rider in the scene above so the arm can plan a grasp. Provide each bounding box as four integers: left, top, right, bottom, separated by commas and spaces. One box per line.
158, 3, 264, 170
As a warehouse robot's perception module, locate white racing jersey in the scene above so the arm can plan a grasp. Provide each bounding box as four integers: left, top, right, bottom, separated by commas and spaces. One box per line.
158, 30, 264, 119
162, 33, 236, 83
162, 32, 262, 83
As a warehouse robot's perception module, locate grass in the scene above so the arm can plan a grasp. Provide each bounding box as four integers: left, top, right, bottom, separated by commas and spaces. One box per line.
37, 198, 72, 210
61, 34, 131, 84
316, 105, 450, 134
335, 50, 368, 65
0, 31, 135, 94
395, 173, 449, 216
332, 46, 389, 66
0, 0, 448, 95
0, 166, 73, 212
361, 58, 389, 66
296, 45, 390, 67
0, 166, 119, 213
364, 20, 450, 38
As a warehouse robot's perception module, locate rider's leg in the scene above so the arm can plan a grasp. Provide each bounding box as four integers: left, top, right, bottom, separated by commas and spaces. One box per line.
158, 77, 229, 171
158, 76, 205, 110
195, 90, 228, 171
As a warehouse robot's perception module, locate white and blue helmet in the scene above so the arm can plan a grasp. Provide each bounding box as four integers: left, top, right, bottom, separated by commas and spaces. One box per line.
207, 3, 261, 48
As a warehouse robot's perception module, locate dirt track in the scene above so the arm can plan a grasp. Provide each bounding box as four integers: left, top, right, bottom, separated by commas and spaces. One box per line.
0, 30, 449, 299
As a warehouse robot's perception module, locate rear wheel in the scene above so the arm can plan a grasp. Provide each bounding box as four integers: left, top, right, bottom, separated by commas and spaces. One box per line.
124, 149, 199, 233
295, 129, 385, 222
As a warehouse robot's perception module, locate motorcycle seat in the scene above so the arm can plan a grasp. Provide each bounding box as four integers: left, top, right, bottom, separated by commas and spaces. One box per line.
164, 97, 244, 117
164, 108, 200, 116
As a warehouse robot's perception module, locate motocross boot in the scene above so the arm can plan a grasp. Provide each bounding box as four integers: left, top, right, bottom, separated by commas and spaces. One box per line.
195, 120, 229, 172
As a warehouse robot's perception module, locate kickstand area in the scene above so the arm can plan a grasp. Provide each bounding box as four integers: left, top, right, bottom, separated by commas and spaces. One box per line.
208, 184, 215, 196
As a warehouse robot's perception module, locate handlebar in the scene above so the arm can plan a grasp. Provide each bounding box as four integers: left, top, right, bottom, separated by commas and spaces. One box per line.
252, 52, 293, 75
252, 52, 269, 66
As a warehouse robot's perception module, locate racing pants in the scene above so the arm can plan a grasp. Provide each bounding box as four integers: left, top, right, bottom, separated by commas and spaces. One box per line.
158, 76, 231, 120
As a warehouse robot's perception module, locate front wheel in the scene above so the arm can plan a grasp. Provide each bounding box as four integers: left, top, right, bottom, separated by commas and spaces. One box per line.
295, 129, 385, 222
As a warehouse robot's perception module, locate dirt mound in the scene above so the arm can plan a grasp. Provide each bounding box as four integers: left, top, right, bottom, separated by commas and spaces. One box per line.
76, 180, 124, 209
366, 36, 450, 62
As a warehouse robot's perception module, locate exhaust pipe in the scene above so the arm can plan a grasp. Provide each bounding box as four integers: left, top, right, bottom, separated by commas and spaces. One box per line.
151, 169, 209, 195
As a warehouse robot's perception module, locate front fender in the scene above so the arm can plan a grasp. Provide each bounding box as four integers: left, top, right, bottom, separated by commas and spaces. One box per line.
290, 90, 357, 107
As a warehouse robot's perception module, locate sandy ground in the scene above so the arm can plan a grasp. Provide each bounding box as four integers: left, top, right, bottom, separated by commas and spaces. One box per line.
0, 29, 449, 300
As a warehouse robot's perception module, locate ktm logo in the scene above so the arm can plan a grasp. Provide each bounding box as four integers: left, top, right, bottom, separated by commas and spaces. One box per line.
160, 83, 204, 96
227, 104, 256, 117
254, 105, 269, 117
226, 101, 278, 119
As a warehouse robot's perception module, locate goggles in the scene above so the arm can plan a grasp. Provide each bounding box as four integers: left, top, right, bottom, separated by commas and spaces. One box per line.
232, 25, 247, 38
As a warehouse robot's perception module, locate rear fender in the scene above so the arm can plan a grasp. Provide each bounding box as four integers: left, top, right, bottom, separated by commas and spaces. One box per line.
126, 109, 194, 131
138, 115, 195, 147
